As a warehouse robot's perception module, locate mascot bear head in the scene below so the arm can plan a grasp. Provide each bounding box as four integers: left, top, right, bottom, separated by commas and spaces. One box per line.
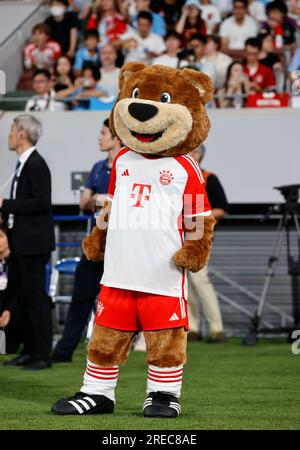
110, 62, 214, 157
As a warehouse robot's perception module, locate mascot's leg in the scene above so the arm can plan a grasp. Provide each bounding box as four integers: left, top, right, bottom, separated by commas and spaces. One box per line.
143, 327, 187, 418
51, 324, 135, 415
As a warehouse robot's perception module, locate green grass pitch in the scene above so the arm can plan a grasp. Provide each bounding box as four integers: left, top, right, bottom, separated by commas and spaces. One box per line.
0, 338, 299, 430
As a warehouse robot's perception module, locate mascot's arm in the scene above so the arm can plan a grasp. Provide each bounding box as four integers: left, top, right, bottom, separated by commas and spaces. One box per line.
82, 200, 111, 262
173, 214, 216, 272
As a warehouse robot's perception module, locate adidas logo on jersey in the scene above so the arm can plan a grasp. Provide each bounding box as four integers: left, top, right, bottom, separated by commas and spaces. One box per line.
169, 313, 179, 321
122, 169, 129, 176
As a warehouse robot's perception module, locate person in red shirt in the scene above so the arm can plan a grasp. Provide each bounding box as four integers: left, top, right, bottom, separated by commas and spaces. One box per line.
86, 0, 127, 43
244, 37, 276, 91
24, 23, 61, 71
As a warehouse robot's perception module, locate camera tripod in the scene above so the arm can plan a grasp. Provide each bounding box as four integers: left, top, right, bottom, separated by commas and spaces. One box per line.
243, 184, 300, 345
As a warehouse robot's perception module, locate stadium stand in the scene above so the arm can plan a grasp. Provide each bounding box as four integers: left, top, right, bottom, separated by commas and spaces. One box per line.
0, 0, 300, 108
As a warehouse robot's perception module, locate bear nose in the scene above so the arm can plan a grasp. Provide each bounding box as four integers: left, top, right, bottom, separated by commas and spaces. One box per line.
128, 102, 158, 122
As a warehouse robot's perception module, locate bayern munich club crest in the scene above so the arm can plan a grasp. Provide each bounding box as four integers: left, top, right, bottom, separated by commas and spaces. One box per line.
159, 170, 174, 186
97, 301, 104, 317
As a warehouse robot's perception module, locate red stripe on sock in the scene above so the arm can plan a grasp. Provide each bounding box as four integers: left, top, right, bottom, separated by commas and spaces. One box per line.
87, 364, 119, 372
86, 370, 119, 380
87, 362, 118, 370
148, 375, 182, 383
148, 372, 183, 380
86, 367, 119, 377
87, 365, 119, 374
149, 368, 182, 375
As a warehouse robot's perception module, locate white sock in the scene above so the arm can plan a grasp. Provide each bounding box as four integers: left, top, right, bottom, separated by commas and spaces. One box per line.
147, 364, 183, 398
80, 360, 119, 403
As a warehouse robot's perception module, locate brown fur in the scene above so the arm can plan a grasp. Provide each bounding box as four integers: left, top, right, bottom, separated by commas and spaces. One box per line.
173, 215, 216, 272
82, 200, 111, 262
88, 324, 136, 366
82, 226, 106, 262
144, 328, 187, 367
110, 63, 214, 157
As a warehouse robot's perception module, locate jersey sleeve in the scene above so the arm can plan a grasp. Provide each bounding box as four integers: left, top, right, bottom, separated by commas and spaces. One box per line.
107, 147, 129, 199
181, 157, 212, 218
107, 158, 117, 199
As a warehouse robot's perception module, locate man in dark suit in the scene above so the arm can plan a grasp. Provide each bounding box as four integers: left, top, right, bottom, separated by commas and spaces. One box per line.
0, 114, 55, 370
0, 226, 21, 353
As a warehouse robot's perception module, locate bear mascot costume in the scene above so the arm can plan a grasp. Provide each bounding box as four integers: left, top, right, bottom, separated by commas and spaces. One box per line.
52, 62, 216, 418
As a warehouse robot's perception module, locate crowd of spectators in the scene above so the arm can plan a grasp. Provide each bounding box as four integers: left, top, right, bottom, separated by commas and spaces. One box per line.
18, 0, 300, 109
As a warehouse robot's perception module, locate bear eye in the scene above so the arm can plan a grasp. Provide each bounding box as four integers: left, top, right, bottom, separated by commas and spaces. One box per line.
132, 87, 139, 98
160, 92, 171, 103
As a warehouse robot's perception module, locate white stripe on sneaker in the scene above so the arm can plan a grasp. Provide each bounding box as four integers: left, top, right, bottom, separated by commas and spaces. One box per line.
84, 396, 96, 407
170, 402, 181, 410
169, 405, 180, 415
69, 400, 84, 414
77, 399, 91, 411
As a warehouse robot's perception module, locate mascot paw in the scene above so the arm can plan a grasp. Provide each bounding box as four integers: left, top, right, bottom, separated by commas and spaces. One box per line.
51, 392, 114, 415
82, 236, 104, 261
82, 226, 105, 262
173, 247, 206, 273
143, 392, 180, 418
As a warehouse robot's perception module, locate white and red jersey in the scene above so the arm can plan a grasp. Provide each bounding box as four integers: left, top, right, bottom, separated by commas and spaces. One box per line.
24, 41, 61, 70
100, 148, 211, 298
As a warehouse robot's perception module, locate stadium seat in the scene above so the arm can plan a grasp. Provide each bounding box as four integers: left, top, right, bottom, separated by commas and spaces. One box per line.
49, 257, 80, 334
89, 96, 116, 111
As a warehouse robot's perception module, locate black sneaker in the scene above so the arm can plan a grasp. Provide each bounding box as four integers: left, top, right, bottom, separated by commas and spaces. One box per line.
187, 332, 202, 342
51, 392, 114, 415
143, 392, 181, 418
3, 354, 31, 366
51, 352, 72, 363
23, 359, 52, 371
207, 332, 227, 343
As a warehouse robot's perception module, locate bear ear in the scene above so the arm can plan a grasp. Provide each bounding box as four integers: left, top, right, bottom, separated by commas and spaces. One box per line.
119, 62, 147, 90
181, 68, 214, 104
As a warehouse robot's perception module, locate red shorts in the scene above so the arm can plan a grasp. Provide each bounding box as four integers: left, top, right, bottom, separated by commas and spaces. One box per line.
95, 285, 188, 332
